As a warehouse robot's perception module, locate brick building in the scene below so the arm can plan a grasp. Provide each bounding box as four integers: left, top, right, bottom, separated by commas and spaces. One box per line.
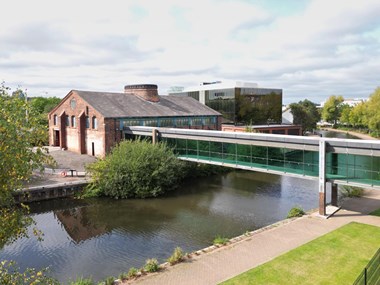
48, 84, 221, 157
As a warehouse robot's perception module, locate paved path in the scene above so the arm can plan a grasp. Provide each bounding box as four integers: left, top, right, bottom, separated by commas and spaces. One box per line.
127, 190, 380, 285
24, 147, 96, 188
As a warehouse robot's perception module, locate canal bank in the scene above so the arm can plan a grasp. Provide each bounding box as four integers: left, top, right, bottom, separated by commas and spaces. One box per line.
321, 128, 377, 140
127, 190, 380, 285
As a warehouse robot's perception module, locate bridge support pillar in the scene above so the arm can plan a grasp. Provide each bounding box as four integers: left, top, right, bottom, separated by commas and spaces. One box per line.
319, 191, 326, 216
152, 128, 158, 144
331, 183, 338, 206
319, 140, 326, 216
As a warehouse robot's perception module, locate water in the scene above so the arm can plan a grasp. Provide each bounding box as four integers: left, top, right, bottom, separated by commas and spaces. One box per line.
318, 130, 359, 139
1, 171, 320, 283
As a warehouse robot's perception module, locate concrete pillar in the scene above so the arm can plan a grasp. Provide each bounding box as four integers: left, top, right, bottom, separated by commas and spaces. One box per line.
152, 128, 158, 144
331, 183, 338, 206
319, 139, 326, 215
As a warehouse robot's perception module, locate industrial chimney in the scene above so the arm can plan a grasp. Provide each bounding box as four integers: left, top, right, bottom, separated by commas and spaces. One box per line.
124, 84, 160, 103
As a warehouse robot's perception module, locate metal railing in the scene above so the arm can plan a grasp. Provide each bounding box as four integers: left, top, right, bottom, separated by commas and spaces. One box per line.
353, 248, 380, 285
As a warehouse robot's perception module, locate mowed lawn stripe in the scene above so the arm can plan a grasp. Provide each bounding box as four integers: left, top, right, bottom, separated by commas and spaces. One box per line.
221, 222, 380, 285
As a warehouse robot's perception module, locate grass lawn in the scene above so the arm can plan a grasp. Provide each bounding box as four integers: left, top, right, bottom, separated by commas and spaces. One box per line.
221, 222, 380, 285
370, 208, 380, 216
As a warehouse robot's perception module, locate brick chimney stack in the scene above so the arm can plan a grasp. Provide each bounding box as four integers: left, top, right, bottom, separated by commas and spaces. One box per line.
124, 84, 160, 103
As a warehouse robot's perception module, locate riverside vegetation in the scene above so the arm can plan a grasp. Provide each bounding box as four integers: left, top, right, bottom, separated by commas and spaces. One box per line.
84, 139, 229, 199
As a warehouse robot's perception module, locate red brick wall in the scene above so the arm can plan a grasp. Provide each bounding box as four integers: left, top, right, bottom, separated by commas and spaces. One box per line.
48, 91, 106, 157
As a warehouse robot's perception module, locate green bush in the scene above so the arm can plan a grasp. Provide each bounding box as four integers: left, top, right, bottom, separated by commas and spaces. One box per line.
85, 140, 187, 199
69, 277, 94, 285
118, 272, 128, 281
0, 260, 59, 285
213, 235, 229, 246
287, 206, 305, 218
103, 276, 115, 285
167, 247, 184, 265
144, 258, 159, 273
340, 185, 363, 198
127, 267, 138, 278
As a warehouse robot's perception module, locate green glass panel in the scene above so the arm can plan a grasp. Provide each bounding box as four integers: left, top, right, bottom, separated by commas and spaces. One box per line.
284, 149, 304, 174
223, 142, 236, 163
175, 138, 187, 155
268, 147, 284, 170
303, 151, 319, 177
187, 139, 198, 157
251, 145, 267, 166
209, 141, 223, 160
236, 144, 251, 163
198, 140, 210, 157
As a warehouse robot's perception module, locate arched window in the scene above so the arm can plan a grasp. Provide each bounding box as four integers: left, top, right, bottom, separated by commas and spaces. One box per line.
71, 116, 76, 128
92, 116, 97, 129
85, 116, 90, 128
53, 115, 57, 125
66, 115, 70, 127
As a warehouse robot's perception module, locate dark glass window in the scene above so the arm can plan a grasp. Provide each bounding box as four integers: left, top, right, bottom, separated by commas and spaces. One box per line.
85, 116, 90, 128
53, 115, 57, 125
71, 116, 76, 128
92, 116, 97, 129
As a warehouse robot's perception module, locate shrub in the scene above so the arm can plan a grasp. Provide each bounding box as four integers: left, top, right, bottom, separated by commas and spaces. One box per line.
127, 267, 138, 278
213, 235, 229, 246
103, 276, 115, 285
340, 185, 364, 198
85, 140, 187, 199
69, 277, 94, 285
118, 272, 128, 280
287, 206, 305, 218
0, 260, 59, 285
167, 247, 184, 265
144, 258, 159, 273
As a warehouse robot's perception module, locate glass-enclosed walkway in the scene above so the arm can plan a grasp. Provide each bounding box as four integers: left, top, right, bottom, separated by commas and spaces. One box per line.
126, 126, 380, 189
125, 126, 380, 215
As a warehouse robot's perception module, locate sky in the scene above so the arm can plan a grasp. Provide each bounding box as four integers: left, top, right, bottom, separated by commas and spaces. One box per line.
1, 0, 379, 104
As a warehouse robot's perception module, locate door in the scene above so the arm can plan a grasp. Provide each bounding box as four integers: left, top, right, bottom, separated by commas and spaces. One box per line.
54, 130, 60, 146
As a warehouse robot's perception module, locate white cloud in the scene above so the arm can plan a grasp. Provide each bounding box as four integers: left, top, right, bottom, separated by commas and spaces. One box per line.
0, 0, 379, 103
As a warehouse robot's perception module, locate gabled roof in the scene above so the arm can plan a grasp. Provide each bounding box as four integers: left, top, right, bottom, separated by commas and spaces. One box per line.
73, 90, 221, 118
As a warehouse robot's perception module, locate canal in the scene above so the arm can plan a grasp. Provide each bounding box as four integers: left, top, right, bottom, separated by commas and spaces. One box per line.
0, 131, 357, 283
1, 172, 322, 283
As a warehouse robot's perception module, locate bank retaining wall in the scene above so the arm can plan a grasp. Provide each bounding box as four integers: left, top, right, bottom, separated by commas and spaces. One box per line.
13, 180, 88, 203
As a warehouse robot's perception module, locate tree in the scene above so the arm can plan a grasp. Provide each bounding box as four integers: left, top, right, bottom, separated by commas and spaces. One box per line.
0, 82, 53, 248
321, 95, 344, 125
349, 102, 368, 128
289, 99, 320, 132
365, 88, 380, 133
339, 104, 353, 125
30, 96, 61, 114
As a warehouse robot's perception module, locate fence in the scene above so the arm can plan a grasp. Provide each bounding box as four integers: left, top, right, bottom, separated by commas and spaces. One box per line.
353, 248, 380, 285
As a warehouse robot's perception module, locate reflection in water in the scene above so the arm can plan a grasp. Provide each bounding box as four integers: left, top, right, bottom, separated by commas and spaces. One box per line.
318, 130, 359, 139
1, 171, 319, 283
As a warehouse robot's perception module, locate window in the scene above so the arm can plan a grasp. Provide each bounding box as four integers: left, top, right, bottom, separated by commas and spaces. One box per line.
85, 116, 90, 128
66, 115, 70, 127
53, 115, 57, 126
71, 116, 76, 128
92, 116, 97, 129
